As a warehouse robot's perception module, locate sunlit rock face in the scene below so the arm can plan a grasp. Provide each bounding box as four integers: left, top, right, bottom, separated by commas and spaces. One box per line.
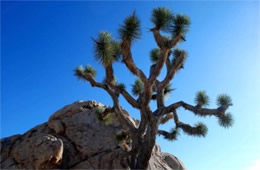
0, 100, 186, 170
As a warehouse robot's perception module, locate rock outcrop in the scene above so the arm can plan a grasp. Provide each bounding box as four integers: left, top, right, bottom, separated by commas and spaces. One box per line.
1, 100, 186, 169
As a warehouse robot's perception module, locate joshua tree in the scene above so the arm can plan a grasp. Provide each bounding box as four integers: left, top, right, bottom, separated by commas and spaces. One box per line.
74, 7, 233, 169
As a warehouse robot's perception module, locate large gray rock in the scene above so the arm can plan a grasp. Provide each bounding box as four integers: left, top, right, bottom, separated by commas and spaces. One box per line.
1, 100, 186, 169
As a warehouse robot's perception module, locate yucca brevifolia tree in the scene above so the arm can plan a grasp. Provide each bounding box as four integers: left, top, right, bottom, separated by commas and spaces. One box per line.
75, 7, 233, 169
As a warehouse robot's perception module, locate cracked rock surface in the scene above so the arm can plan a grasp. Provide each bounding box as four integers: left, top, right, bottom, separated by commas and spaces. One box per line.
1, 100, 186, 169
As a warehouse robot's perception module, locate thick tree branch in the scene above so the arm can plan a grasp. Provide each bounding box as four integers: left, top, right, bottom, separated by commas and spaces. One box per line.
164, 101, 227, 117
171, 110, 207, 137
148, 48, 169, 84
177, 121, 206, 137
143, 48, 169, 107
137, 105, 153, 136
165, 55, 171, 73
142, 84, 153, 106
121, 40, 147, 83
141, 30, 182, 107
147, 30, 180, 103
151, 28, 165, 48
157, 128, 178, 141
104, 64, 139, 109
157, 129, 176, 139
83, 74, 106, 89
159, 113, 174, 124
169, 36, 181, 49
156, 87, 165, 108
160, 52, 186, 88
83, 73, 137, 132
119, 90, 140, 108
105, 64, 116, 86
151, 28, 181, 49
157, 129, 169, 136
154, 80, 164, 108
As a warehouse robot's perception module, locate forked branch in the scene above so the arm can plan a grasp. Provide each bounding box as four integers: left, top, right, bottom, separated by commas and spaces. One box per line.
83, 73, 137, 132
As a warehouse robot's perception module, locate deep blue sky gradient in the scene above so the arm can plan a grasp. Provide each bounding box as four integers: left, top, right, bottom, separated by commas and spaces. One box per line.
1, 1, 260, 170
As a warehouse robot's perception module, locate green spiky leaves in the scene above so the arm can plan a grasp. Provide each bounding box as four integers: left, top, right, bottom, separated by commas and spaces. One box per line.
165, 128, 180, 141
218, 113, 234, 128
117, 83, 126, 91
171, 14, 190, 39
115, 130, 129, 144
194, 122, 208, 137
74, 65, 97, 80
119, 12, 141, 42
195, 91, 209, 107
151, 83, 174, 100
151, 7, 190, 39
95, 106, 115, 125
111, 40, 121, 59
162, 83, 174, 100
164, 83, 174, 96
158, 128, 180, 141
93, 32, 121, 66
217, 94, 232, 107
172, 49, 187, 69
180, 122, 208, 137
132, 79, 144, 96
173, 48, 186, 58
216, 95, 233, 128
150, 48, 160, 63
74, 66, 85, 80
151, 7, 174, 30
84, 65, 97, 77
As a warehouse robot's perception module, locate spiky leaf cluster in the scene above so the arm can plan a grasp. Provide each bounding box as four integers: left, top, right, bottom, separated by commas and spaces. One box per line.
94, 32, 121, 66
132, 79, 144, 96
111, 40, 121, 59
162, 84, 175, 100
218, 113, 234, 128
195, 91, 209, 106
160, 128, 180, 141
117, 83, 126, 91
171, 14, 190, 38
119, 12, 141, 41
115, 130, 129, 144
172, 49, 187, 67
167, 128, 180, 141
74, 66, 85, 80
195, 122, 208, 137
181, 122, 208, 137
95, 106, 105, 115
95, 107, 115, 125
217, 94, 232, 107
151, 84, 174, 100
84, 65, 97, 77
151, 7, 174, 30
164, 83, 174, 96
101, 112, 115, 125
150, 48, 160, 63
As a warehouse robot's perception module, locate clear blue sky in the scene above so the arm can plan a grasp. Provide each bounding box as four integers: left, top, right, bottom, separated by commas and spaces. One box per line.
1, 1, 260, 170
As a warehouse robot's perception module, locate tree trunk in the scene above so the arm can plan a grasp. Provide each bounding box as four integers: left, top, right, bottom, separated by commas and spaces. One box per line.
130, 118, 158, 169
